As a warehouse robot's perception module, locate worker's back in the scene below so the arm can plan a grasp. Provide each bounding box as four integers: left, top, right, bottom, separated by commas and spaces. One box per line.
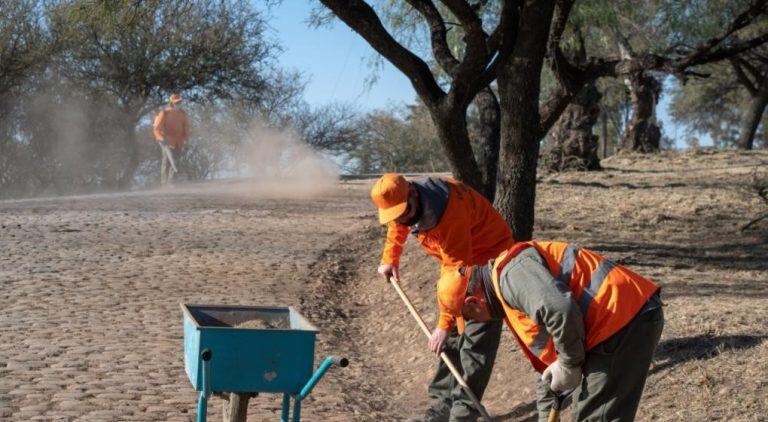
153, 107, 189, 149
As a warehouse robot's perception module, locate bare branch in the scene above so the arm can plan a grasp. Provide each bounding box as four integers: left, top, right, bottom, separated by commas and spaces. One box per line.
319, 0, 445, 105
439, 0, 494, 103
731, 57, 759, 95
464, 0, 521, 100
405, 0, 460, 74
737, 54, 765, 81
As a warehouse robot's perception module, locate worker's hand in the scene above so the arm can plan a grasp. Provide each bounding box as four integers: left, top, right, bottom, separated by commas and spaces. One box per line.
158, 138, 166, 145
428, 328, 449, 356
377, 264, 400, 283
541, 359, 581, 392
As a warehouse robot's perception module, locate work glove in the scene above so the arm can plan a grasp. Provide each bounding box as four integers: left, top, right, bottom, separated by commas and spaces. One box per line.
541, 359, 581, 392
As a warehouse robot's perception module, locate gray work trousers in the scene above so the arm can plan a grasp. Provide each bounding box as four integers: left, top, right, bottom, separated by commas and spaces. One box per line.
160, 143, 179, 185
536, 304, 664, 422
426, 318, 502, 422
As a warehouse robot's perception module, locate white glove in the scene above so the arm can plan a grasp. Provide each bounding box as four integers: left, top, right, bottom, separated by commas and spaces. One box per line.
541, 359, 581, 392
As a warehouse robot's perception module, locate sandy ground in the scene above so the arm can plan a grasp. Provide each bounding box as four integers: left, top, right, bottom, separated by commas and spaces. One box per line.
1, 149, 767, 421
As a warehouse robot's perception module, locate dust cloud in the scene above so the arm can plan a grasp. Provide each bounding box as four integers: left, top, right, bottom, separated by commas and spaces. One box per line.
225, 121, 340, 199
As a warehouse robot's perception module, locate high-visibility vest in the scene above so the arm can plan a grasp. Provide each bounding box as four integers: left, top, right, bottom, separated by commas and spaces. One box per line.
490, 241, 659, 373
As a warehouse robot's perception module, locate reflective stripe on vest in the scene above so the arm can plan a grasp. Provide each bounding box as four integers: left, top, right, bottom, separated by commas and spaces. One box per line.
579, 259, 618, 316
491, 241, 659, 373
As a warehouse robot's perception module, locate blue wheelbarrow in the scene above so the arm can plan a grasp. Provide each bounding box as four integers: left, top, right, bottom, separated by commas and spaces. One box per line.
181, 304, 349, 422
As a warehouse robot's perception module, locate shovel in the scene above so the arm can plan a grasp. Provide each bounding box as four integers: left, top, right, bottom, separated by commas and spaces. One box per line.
389, 277, 493, 422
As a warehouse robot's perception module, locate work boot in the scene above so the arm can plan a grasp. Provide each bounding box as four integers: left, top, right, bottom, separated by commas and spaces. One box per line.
448, 404, 481, 422
425, 406, 451, 422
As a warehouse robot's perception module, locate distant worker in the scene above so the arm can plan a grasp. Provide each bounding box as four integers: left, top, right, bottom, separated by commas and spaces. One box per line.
153, 93, 190, 186
370, 173, 514, 422
458, 241, 664, 421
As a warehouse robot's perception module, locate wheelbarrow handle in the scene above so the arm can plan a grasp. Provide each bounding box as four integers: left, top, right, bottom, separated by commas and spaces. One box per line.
330, 356, 349, 367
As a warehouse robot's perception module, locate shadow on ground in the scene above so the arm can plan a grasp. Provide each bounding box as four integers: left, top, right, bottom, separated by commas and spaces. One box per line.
492, 400, 537, 421
651, 333, 766, 374
592, 238, 768, 275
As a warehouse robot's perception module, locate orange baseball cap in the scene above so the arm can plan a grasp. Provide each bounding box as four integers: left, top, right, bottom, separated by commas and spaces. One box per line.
169, 94, 183, 103
371, 173, 410, 224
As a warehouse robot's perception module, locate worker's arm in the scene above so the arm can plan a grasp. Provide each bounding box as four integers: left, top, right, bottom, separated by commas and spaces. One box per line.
152, 111, 165, 141
433, 217, 473, 331
435, 267, 469, 330
500, 250, 585, 368
380, 222, 409, 267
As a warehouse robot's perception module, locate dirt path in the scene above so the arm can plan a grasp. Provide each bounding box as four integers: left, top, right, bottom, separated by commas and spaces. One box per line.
1, 149, 767, 421
295, 150, 768, 421
0, 182, 372, 421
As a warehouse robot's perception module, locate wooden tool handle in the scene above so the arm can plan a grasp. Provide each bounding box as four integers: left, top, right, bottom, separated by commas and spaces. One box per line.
389, 278, 493, 422
547, 408, 561, 422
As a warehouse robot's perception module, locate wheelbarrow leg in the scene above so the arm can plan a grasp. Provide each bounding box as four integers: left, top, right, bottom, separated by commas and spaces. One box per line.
292, 396, 301, 422
281, 393, 291, 422
197, 349, 213, 422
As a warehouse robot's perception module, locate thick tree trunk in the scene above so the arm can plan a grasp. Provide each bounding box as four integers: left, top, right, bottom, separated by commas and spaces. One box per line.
544, 82, 601, 171
432, 103, 483, 193
738, 78, 768, 150
117, 117, 139, 189
621, 71, 661, 153
495, 0, 557, 241
117, 130, 139, 189
473, 87, 501, 201
600, 108, 609, 159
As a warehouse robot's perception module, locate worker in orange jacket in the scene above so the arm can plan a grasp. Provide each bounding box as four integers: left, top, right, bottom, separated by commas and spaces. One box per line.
458, 241, 664, 421
153, 93, 190, 186
371, 173, 514, 422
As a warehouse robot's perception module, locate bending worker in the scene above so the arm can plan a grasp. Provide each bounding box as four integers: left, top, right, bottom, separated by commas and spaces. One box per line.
152, 93, 190, 186
455, 241, 663, 421
370, 173, 514, 422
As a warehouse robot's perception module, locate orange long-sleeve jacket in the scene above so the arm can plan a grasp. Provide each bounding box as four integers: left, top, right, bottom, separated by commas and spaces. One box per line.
153, 107, 190, 150
380, 177, 514, 330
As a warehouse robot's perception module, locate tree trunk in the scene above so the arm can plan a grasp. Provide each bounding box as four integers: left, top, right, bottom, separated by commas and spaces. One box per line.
495, 0, 557, 241
544, 81, 601, 171
600, 107, 609, 159
473, 87, 501, 201
621, 71, 661, 153
117, 118, 139, 189
431, 103, 483, 193
738, 78, 768, 150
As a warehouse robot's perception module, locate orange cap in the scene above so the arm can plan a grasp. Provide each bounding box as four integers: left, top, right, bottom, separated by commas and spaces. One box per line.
169, 94, 182, 103
371, 173, 410, 224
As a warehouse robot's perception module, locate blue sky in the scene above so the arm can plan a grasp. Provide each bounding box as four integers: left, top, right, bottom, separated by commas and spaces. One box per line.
270, 2, 415, 110
269, 2, 698, 148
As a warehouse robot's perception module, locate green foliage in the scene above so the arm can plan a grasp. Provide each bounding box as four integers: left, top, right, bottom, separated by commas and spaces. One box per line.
346, 101, 449, 173
1, 0, 307, 196
48, 0, 276, 117
0, 0, 49, 107
669, 63, 765, 148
